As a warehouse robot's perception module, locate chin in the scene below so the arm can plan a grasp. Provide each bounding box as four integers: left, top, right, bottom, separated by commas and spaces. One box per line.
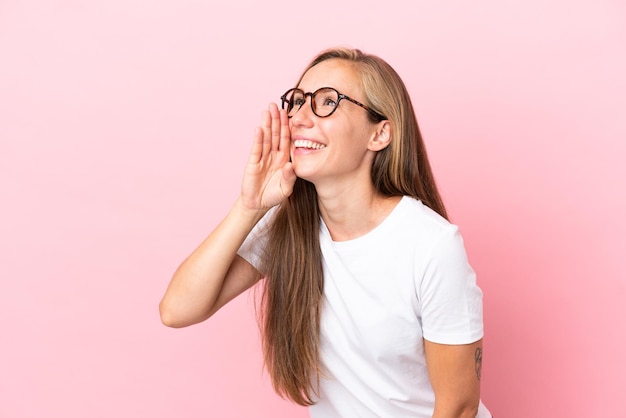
292, 167, 319, 185
293, 170, 315, 183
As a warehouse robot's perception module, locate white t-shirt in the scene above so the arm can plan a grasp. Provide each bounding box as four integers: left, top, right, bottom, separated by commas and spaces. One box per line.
238, 196, 491, 417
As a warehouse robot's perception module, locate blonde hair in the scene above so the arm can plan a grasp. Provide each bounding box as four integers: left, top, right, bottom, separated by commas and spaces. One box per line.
259, 47, 447, 405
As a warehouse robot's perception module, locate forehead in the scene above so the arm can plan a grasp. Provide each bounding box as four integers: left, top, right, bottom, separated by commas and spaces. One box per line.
298, 59, 362, 96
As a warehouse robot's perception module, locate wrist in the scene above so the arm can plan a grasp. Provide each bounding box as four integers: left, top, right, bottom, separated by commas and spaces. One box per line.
233, 197, 270, 224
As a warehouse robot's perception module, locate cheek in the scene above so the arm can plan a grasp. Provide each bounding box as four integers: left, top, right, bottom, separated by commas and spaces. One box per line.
319, 115, 372, 147
323, 118, 356, 139
347, 125, 375, 148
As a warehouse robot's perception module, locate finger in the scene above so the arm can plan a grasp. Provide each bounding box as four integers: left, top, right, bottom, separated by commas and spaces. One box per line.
260, 109, 271, 160
269, 103, 281, 152
248, 127, 263, 164
278, 108, 291, 153
280, 162, 297, 198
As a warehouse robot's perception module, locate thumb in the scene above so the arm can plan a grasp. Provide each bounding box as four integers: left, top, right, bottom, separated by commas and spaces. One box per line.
281, 162, 297, 195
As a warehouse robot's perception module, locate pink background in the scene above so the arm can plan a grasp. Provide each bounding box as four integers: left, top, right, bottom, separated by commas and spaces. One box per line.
1, 1, 624, 417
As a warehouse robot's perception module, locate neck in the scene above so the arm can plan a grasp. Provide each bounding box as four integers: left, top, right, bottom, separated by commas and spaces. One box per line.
315, 180, 401, 242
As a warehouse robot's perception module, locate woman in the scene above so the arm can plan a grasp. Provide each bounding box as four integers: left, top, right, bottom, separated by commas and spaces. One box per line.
160, 47, 491, 417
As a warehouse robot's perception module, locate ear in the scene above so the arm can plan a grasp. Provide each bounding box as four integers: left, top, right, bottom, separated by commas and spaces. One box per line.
368, 120, 392, 152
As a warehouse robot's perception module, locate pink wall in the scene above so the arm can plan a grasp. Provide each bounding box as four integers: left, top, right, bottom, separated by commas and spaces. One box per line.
1, 1, 624, 417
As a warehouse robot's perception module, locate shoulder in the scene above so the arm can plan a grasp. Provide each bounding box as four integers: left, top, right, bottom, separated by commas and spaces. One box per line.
391, 197, 474, 282
395, 196, 460, 247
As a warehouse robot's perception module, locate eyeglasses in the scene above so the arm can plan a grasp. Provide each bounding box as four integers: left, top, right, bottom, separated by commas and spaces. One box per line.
280, 87, 386, 120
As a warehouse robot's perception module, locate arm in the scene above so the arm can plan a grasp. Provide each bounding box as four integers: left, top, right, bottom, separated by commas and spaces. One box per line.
159, 104, 295, 328
159, 200, 265, 328
424, 339, 482, 418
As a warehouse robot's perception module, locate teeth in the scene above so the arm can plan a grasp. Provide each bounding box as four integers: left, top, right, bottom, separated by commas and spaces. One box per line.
294, 139, 326, 150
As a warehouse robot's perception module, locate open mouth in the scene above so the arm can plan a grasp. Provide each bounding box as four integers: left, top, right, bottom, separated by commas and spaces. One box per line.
293, 139, 326, 150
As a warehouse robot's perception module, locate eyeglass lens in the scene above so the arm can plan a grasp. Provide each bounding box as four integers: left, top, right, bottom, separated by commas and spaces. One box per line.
283, 88, 339, 118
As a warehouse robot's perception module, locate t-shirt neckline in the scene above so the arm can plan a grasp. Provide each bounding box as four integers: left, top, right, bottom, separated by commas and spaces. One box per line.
320, 196, 410, 247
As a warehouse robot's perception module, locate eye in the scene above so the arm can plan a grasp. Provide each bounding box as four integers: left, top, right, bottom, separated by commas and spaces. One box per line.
290, 91, 305, 107
316, 90, 338, 108
322, 97, 337, 107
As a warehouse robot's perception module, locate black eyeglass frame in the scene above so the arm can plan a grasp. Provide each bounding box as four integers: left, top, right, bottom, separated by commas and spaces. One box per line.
280, 87, 386, 121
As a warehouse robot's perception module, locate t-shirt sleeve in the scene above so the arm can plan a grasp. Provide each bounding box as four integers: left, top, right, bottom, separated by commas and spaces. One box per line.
236, 207, 276, 273
417, 225, 484, 345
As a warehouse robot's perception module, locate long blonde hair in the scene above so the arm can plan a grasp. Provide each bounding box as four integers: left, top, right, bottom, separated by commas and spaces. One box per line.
259, 47, 447, 405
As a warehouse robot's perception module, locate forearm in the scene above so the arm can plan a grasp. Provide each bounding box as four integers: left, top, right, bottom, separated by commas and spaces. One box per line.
161, 104, 294, 327
159, 198, 267, 327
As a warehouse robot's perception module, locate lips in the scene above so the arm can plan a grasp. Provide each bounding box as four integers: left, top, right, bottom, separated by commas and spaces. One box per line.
293, 139, 326, 150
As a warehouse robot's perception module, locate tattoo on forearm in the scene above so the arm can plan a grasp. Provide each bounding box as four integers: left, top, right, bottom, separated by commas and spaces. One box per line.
475, 347, 483, 381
